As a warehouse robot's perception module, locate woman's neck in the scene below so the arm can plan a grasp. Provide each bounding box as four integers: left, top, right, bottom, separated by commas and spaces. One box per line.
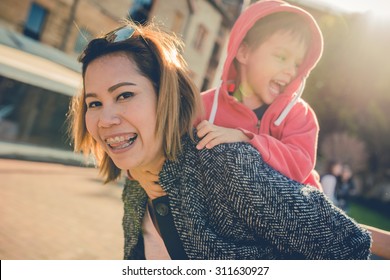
142, 154, 166, 176
129, 155, 167, 200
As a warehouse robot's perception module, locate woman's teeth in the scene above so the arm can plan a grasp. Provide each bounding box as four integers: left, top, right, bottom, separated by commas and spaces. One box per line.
105, 134, 137, 149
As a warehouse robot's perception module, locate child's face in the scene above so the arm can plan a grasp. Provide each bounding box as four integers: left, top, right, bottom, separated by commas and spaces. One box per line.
238, 31, 307, 106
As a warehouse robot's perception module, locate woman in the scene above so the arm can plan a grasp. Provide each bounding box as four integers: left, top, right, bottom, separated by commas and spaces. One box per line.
69, 21, 371, 259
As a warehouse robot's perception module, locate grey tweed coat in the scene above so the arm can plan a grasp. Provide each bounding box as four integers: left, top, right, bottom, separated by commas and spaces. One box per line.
122, 133, 371, 260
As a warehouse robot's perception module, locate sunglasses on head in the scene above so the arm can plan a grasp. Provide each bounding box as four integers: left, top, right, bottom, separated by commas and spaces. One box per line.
106, 26, 136, 43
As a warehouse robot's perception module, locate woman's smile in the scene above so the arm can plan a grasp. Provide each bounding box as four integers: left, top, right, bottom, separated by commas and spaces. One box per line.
104, 133, 138, 152
84, 53, 163, 171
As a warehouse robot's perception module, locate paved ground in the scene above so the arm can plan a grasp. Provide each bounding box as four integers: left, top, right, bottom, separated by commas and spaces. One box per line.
0, 158, 124, 260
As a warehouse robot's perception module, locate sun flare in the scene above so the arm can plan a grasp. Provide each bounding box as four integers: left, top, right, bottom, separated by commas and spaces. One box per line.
298, 0, 390, 18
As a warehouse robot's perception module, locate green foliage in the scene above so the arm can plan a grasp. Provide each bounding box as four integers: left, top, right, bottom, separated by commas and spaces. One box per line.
348, 202, 390, 231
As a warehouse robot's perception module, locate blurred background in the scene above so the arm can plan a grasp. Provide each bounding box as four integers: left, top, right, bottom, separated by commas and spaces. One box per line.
0, 0, 389, 259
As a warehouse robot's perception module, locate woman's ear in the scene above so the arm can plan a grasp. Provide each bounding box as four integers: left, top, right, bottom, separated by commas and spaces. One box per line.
236, 43, 250, 65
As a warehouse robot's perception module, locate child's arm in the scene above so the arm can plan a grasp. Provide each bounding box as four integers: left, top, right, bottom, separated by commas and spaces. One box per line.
196, 120, 250, 149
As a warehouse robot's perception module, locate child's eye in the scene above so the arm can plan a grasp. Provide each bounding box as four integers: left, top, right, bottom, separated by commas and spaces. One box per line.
87, 101, 101, 109
275, 54, 286, 62
117, 92, 134, 101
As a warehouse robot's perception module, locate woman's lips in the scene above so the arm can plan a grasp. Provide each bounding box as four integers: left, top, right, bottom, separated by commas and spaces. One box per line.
105, 133, 138, 151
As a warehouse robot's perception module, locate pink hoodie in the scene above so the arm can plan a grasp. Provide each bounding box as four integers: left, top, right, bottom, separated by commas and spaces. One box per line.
201, 0, 323, 189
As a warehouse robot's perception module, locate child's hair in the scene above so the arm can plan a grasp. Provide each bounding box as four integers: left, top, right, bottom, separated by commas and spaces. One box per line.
69, 20, 202, 182
243, 12, 312, 49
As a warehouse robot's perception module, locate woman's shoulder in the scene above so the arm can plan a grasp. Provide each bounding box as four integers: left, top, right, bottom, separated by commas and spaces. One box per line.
181, 132, 269, 174
183, 131, 262, 160
179, 132, 306, 194
205, 141, 262, 163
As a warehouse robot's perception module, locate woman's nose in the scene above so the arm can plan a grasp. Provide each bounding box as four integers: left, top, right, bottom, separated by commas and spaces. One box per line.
98, 106, 121, 128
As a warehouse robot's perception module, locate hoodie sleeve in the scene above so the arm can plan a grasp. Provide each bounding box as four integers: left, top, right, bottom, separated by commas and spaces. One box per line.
213, 143, 371, 259
239, 101, 319, 185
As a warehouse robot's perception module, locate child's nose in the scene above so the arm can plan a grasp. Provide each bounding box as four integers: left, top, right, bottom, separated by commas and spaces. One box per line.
283, 62, 297, 78
98, 106, 121, 128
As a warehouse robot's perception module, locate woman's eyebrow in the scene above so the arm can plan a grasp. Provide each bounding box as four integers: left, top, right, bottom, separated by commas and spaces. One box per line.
108, 82, 136, 92
85, 92, 97, 99
85, 82, 136, 98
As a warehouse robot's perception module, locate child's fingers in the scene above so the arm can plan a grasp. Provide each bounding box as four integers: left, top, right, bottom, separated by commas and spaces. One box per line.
196, 119, 209, 128
196, 132, 217, 149
197, 127, 207, 138
205, 137, 223, 149
196, 120, 209, 131
197, 121, 213, 138
196, 136, 210, 150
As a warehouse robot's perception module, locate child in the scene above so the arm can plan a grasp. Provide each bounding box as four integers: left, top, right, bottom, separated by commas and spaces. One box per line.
197, 0, 323, 189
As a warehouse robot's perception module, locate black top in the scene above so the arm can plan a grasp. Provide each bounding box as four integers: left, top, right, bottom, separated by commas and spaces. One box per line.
253, 104, 269, 120
150, 195, 188, 260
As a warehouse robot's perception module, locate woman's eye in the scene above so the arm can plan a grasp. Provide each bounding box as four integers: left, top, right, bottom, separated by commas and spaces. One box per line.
87, 101, 101, 108
117, 92, 134, 101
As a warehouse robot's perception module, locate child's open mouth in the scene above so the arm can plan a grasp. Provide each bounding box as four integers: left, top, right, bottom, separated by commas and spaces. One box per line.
269, 80, 287, 96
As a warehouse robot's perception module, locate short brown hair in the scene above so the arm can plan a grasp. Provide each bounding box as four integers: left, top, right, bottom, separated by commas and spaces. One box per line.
69, 21, 202, 182
244, 12, 312, 49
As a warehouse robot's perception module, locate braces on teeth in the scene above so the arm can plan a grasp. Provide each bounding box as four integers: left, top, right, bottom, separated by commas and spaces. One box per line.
106, 135, 137, 145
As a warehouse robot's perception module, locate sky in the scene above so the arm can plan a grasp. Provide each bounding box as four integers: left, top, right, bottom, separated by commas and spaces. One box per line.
295, 0, 390, 17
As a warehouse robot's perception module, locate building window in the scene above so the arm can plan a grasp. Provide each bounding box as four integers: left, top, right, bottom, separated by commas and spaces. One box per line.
74, 28, 93, 54
171, 11, 184, 34
23, 2, 47, 40
193, 24, 208, 52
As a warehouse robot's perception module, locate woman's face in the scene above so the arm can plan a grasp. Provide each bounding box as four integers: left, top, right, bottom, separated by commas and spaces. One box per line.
84, 53, 163, 171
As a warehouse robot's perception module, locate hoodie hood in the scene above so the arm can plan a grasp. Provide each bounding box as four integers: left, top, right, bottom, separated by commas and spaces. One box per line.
214, 0, 323, 125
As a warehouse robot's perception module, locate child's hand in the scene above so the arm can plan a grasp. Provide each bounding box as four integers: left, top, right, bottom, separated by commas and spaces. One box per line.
196, 120, 249, 149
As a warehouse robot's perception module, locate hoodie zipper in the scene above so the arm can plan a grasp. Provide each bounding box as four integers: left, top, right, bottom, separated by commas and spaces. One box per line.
256, 119, 261, 134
